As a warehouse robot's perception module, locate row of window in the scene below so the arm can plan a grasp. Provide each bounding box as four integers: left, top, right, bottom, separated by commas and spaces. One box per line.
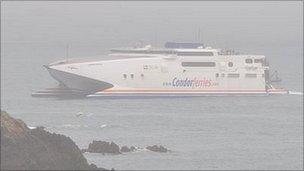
123, 73, 260, 79
123, 74, 144, 79
180, 61, 234, 67
245, 58, 263, 64
177, 52, 214, 56
112, 49, 265, 62
181, 62, 216, 67
180, 58, 263, 68
215, 73, 261, 78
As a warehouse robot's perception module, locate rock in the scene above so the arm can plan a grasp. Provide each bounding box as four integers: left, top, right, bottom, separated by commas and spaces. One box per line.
87, 141, 121, 154
120, 146, 131, 153
0, 111, 104, 170
120, 146, 138, 153
81, 149, 88, 153
130, 146, 137, 152
146, 145, 168, 153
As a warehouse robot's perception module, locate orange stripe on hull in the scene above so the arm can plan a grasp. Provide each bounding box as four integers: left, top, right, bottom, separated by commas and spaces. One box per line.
93, 88, 289, 95
103, 89, 268, 92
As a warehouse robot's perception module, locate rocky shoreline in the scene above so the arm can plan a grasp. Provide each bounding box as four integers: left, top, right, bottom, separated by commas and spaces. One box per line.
0, 111, 104, 170
1, 111, 170, 170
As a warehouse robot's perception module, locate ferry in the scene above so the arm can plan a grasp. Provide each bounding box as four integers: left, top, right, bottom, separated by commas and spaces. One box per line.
37, 42, 288, 97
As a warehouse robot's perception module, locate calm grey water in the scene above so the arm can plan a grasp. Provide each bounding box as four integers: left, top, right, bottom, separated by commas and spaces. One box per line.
1, 1, 303, 170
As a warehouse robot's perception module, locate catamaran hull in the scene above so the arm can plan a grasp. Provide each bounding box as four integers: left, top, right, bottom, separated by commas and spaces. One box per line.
43, 66, 288, 97
45, 66, 113, 93
38, 44, 289, 98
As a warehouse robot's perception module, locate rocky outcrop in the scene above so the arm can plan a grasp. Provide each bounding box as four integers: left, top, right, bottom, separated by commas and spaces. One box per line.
0, 111, 103, 170
120, 146, 137, 153
146, 145, 169, 153
120, 146, 131, 153
83, 140, 170, 154
85, 141, 121, 155
130, 146, 137, 152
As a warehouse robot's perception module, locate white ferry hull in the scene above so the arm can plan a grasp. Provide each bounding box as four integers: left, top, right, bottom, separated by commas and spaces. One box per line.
40, 43, 289, 97
45, 66, 113, 93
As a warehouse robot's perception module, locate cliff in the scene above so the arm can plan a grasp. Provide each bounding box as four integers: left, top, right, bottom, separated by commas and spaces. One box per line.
0, 111, 102, 170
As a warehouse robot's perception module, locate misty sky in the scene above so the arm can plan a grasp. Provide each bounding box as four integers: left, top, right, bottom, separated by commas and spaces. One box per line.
1, 1, 302, 50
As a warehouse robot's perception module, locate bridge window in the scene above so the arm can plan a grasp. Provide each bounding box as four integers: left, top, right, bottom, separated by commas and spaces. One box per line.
130, 74, 134, 79
227, 73, 240, 78
182, 62, 216, 67
177, 52, 214, 56
245, 58, 253, 64
254, 59, 263, 63
123, 74, 127, 79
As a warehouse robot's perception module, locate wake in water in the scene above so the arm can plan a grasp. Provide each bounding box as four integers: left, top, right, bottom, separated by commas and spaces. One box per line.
60, 124, 89, 128
45, 123, 110, 130
28, 126, 37, 129
75, 112, 94, 117
100, 124, 107, 128
289, 91, 303, 95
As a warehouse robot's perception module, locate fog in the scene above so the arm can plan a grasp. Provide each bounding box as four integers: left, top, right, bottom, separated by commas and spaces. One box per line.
2, 1, 302, 90
1, 2, 303, 170
2, 1, 302, 52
